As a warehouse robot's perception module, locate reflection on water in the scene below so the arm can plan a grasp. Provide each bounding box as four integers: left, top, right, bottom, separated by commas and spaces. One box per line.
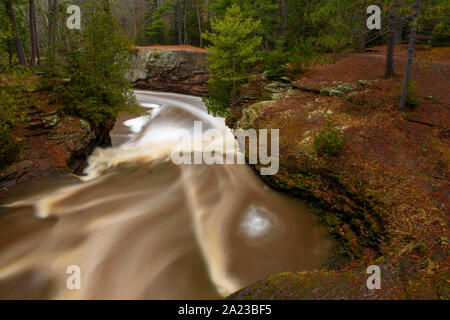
0, 91, 331, 299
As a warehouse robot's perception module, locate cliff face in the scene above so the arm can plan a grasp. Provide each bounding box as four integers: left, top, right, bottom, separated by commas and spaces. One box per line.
226, 46, 450, 300
0, 105, 113, 198
129, 46, 210, 96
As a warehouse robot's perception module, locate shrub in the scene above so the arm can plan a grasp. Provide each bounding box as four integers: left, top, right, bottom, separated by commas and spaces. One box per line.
406, 81, 421, 108
288, 39, 315, 73
0, 68, 34, 168
262, 49, 289, 78
0, 126, 20, 168
313, 120, 347, 156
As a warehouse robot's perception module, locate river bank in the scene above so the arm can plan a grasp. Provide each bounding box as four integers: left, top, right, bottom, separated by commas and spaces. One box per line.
1, 45, 448, 299
227, 45, 449, 299
0, 90, 333, 299
0, 83, 114, 199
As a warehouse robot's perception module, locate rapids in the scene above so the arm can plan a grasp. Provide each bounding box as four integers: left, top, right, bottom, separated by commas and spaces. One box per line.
0, 91, 331, 299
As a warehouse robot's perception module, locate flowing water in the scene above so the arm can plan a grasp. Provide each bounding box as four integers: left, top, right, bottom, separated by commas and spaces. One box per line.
0, 91, 331, 299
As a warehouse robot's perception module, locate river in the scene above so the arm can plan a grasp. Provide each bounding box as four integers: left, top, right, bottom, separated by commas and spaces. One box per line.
0, 90, 331, 299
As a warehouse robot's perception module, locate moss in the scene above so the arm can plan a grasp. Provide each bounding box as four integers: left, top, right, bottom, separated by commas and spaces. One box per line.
254, 161, 385, 259
237, 101, 273, 129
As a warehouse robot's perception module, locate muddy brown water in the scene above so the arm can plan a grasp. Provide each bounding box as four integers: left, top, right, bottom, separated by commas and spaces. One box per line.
0, 91, 331, 299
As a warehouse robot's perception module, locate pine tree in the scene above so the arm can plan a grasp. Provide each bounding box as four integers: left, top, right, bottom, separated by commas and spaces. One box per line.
202, 4, 262, 116
44, 0, 138, 124
3, 0, 27, 66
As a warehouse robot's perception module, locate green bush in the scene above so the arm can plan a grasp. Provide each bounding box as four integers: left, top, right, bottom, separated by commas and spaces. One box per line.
0, 126, 20, 168
0, 68, 33, 168
288, 39, 315, 73
262, 49, 289, 78
406, 81, 421, 108
313, 120, 347, 157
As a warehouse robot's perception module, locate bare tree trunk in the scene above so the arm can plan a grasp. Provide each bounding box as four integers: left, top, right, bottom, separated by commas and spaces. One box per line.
196, 1, 202, 48
176, 0, 183, 45
278, 0, 287, 41
29, 0, 40, 66
386, 3, 396, 77
399, 0, 421, 111
359, 3, 366, 51
48, 0, 58, 49
5, 1, 27, 66
183, 1, 188, 44
394, 15, 402, 44
302, 0, 310, 39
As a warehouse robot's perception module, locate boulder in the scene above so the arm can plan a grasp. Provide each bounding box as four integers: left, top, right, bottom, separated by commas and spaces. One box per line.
264, 81, 291, 93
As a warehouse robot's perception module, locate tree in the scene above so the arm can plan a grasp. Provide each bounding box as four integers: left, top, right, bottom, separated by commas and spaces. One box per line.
44, 0, 138, 124
176, 0, 183, 44
386, 0, 397, 77
3, 0, 27, 66
29, 0, 40, 66
399, 0, 421, 111
48, 0, 58, 50
202, 4, 261, 116
196, 0, 203, 47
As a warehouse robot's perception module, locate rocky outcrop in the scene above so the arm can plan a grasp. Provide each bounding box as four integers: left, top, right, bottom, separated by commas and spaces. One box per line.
0, 108, 113, 197
226, 50, 450, 299
129, 47, 210, 96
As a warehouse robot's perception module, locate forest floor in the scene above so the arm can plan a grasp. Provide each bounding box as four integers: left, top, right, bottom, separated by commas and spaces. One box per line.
228, 44, 449, 299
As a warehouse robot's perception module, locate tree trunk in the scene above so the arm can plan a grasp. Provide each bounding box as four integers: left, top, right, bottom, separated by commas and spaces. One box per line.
394, 15, 402, 44
278, 0, 287, 41
183, 1, 188, 44
386, 11, 396, 76
5, 1, 27, 66
176, 0, 183, 45
196, 1, 202, 48
302, 0, 310, 39
29, 0, 40, 66
359, 3, 366, 51
399, 0, 421, 111
48, 0, 58, 48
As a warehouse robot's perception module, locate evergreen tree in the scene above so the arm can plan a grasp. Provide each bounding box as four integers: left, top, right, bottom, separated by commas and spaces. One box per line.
44, 0, 138, 124
202, 4, 261, 116
2, 0, 27, 66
